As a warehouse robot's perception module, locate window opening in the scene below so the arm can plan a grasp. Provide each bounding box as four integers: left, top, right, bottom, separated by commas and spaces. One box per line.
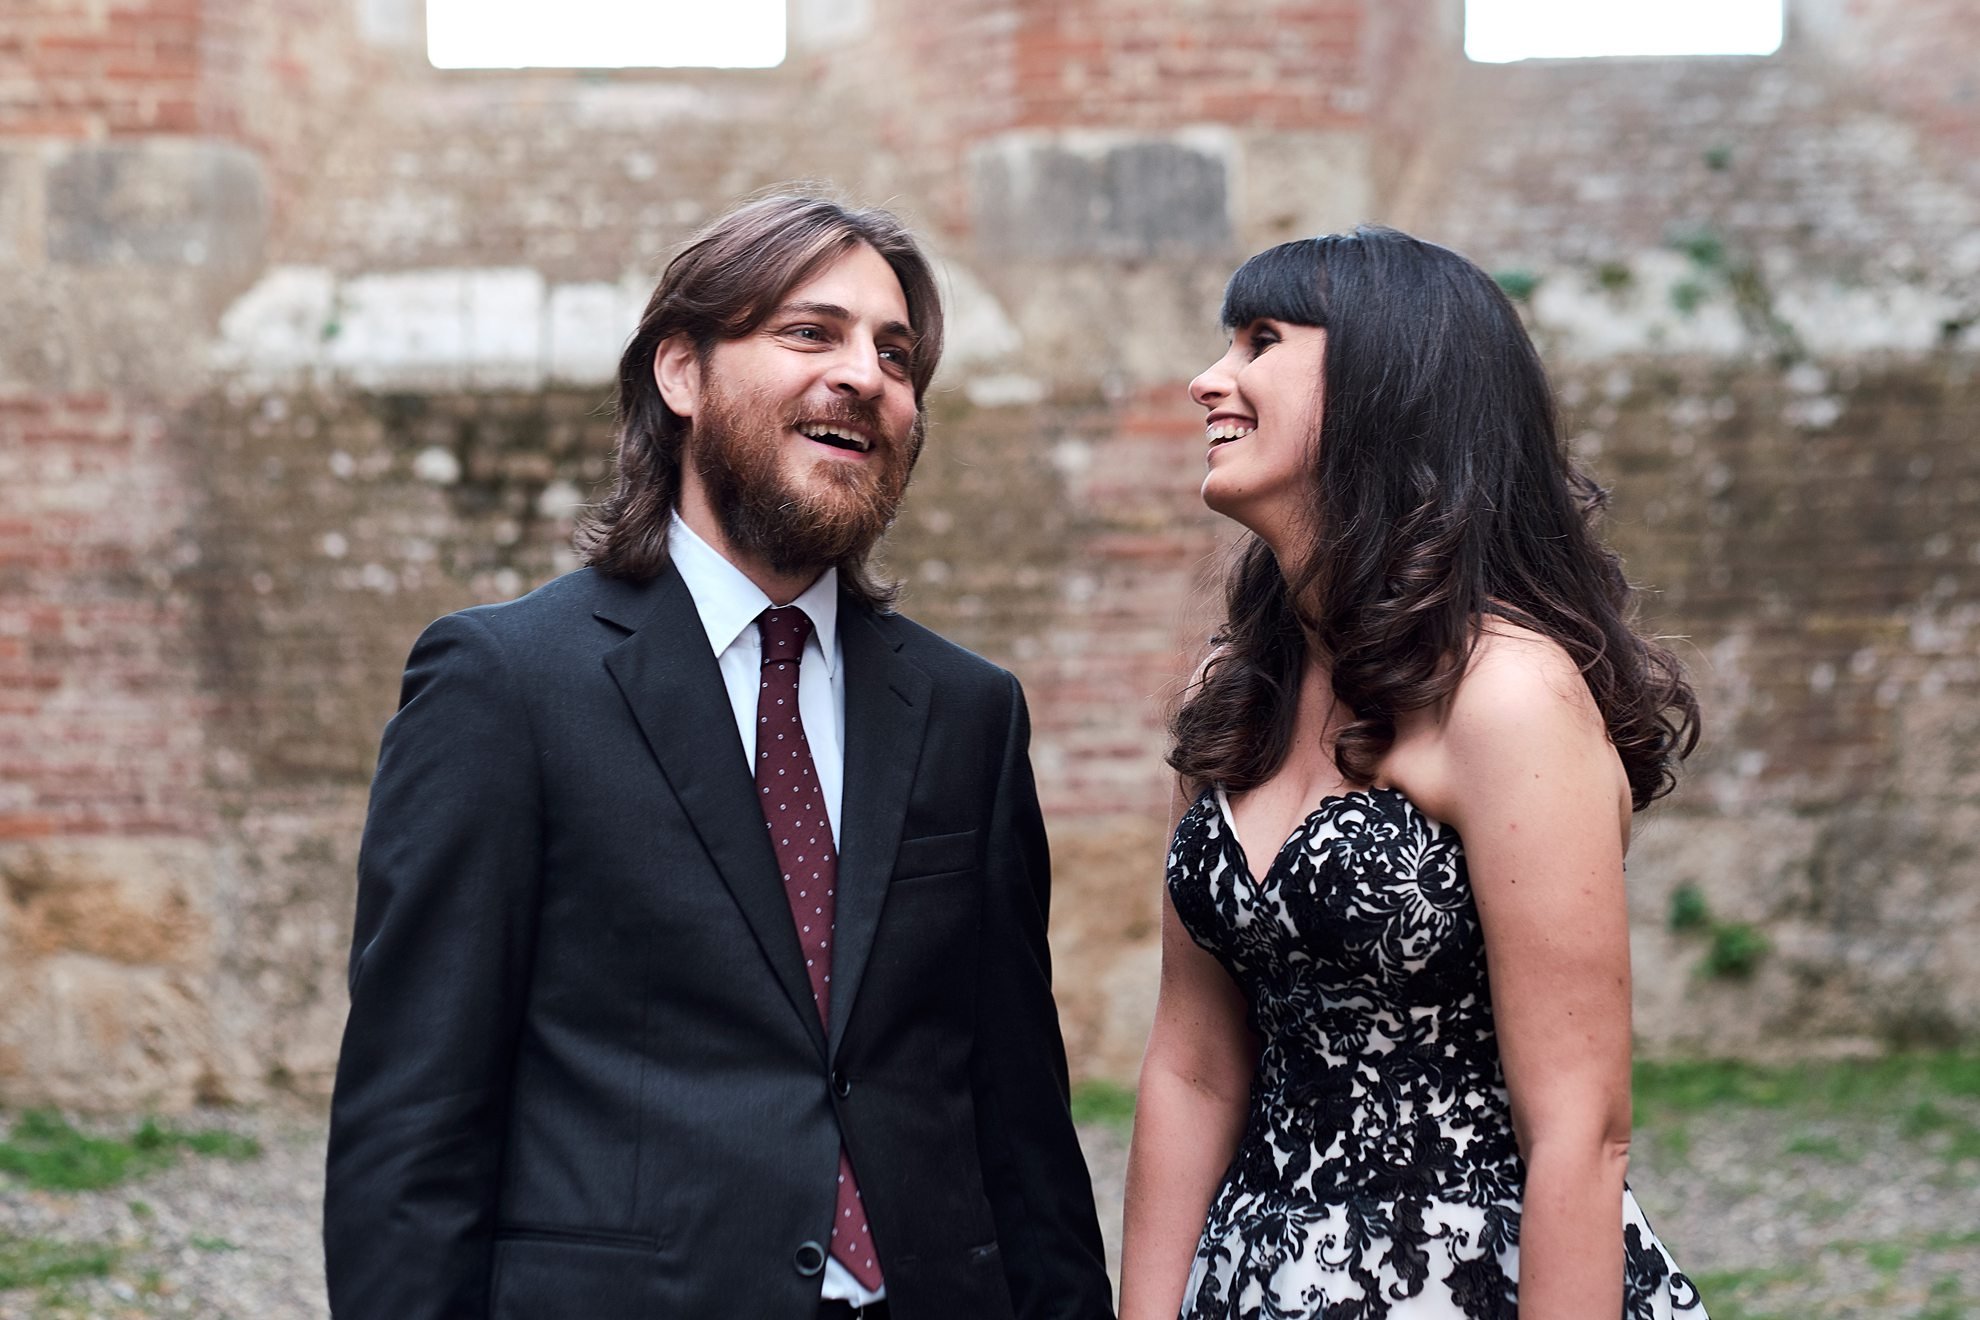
1465, 0, 1783, 63
427, 0, 786, 70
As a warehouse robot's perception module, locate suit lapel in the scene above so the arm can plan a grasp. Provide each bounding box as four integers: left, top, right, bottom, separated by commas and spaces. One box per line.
598, 569, 828, 1060
828, 602, 932, 1056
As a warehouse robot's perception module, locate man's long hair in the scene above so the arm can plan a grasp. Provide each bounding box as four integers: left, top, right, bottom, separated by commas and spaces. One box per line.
1168, 227, 1699, 812
575, 192, 945, 610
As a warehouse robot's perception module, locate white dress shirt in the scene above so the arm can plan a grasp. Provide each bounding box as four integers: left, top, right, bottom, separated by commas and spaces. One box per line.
664, 515, 881, 1305
667, 515, 845, 843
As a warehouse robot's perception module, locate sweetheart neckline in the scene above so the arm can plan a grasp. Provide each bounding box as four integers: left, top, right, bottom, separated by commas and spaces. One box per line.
1205, 783, 1435, 886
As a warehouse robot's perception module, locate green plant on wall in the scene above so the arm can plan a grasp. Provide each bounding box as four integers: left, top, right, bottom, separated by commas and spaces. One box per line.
1493, 269, 1541, 303
1668, 883, 1711, 932
1666, 884, 1769, 980
1703, 922, 1769, 979
1661, 218, 1806, 362
1595, 260, 1634, 293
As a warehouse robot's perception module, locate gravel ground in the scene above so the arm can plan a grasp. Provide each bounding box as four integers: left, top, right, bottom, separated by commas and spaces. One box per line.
0, 1103, 327, 1320
2, 1099, 1975, 1318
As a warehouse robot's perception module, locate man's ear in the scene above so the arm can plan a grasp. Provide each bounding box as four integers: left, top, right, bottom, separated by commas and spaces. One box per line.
654, 335, 702, 418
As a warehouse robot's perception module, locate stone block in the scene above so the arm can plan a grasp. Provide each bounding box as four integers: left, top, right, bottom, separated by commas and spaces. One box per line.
1, 839, 213, 970
45, 141, 267, 274
0, 149, 45, 269
356, 0, 427, 50
0, 837, 222, 1110
210, 264, 339, 379
546, 278, 644, 386
0, 956, 218, 1111
1233, 130, 1375, 250
928, 254, 1021, 370
971, 131, 1235, 261
790, 0, 873, 52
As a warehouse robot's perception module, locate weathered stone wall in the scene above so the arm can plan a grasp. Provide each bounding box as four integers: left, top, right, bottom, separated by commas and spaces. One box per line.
2, 0, 1977, 1107
1379, 20, 1980, 1056
0, 0, 391, 1106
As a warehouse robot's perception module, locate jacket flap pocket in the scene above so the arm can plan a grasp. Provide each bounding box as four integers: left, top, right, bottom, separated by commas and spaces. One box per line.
891, 829, 979, 880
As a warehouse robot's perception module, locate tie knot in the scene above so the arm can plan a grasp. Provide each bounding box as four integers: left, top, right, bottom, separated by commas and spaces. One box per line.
757, 606, 813, 665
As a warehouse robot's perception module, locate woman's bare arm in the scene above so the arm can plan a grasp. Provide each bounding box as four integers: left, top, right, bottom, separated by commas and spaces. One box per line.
1439, 629, 1636, 1320
1118, 882, 1257, 1320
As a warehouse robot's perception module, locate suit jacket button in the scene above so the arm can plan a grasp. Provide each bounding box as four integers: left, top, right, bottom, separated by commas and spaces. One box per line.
831, 1070, 852, 1099
794, 1240, 827, 1276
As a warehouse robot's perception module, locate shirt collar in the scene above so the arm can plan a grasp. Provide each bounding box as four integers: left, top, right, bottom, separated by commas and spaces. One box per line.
667, 513, 839, 675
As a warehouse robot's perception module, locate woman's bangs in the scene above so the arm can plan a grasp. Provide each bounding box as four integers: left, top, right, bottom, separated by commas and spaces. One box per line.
1220, 238, 1330, 329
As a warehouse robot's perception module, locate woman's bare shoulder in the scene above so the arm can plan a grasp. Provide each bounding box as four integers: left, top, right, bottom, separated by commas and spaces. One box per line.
1395, 620, 1628, 832
1457, 620, 1605, 735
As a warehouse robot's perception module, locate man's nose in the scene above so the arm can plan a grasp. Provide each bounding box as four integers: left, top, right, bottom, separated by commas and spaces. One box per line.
825, 340, 886, 398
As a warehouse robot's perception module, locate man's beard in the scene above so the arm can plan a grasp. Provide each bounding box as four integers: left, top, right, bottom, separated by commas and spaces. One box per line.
691, 373, 919, 578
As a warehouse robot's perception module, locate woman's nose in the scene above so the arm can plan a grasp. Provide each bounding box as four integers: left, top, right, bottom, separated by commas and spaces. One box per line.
1190, 355, 1233, 409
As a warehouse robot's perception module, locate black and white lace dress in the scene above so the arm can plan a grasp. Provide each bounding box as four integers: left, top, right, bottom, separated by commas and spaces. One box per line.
1167, 785, 1706, 1320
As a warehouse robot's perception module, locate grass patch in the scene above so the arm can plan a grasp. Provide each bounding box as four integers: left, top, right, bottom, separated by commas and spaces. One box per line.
1782, 1130, 1851, 1161
0, 1235, 117, 1291
1689, 1262, 1808, 1320
1898, 1101, 1980, 1161
1690, 1231, 1980, 1320
0, 1110, 262, 1192
1862, 1240, 1908, 1274
1070, 1080, 1137, 1130
1634, 1051, 1980, 1122
1921, 1273, 1971, 1318
1922, 1227, 1980, 1251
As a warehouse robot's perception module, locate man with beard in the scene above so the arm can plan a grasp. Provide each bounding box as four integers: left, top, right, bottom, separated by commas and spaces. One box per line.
323, 194, 1115, 1320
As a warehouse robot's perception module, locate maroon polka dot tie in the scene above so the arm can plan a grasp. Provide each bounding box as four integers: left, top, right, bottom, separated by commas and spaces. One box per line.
755, 606, 883, 1290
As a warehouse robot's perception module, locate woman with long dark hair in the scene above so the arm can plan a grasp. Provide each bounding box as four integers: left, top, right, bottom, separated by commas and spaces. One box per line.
1119, 227, 1708, 1320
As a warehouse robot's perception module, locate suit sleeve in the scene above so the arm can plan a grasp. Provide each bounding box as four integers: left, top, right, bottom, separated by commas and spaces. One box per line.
972, 672, 1117, 1318
324, 611, 544, 1320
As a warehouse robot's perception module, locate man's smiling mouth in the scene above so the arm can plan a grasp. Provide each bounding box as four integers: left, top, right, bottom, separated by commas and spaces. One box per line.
796, 422, 872, 453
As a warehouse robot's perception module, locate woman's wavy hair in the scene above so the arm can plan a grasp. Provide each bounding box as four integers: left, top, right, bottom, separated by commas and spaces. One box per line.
574, 191, 945, 610
1168, 226, 1699, 811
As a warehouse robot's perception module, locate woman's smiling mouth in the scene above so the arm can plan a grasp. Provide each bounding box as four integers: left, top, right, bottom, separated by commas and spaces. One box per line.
1206, 418, 1256, 447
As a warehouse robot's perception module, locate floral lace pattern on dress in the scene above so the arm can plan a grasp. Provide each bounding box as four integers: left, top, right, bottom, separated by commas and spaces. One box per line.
1166, 786, 1706, 1320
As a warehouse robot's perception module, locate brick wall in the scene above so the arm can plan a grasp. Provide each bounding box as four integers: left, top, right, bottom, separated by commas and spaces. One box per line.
0, 0, 393, 1107
199, 0, 380, 222
1801, 0, 1980, 190
1007, 0, 1369, 133
0, 392, 208, 841
0, 389, 224, 1107
1579, 362, 1980, 1051
4, 0, 1980, 1105
1, 0, 205, 139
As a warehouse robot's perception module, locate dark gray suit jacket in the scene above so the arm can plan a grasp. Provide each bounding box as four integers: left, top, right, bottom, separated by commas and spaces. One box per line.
323, 565, 1113, 1319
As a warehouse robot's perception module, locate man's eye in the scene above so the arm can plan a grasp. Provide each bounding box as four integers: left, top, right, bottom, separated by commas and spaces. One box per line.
879, 346, 912, 367
787, 325, 826, 342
